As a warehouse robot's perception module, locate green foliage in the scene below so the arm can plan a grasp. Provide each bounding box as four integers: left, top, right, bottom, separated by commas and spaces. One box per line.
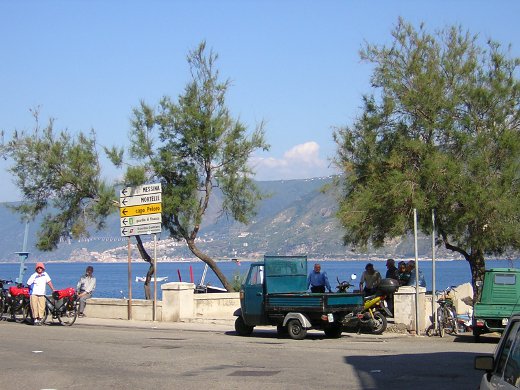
4, 110, 117, 250
125, 41, 269, 290
231, 269, 247, 292
334, 19, 520, 291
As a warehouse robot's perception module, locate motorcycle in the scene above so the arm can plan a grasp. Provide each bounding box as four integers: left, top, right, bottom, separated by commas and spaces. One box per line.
336, 274, 398, 335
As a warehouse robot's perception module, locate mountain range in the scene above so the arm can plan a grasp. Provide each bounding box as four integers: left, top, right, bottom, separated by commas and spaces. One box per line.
0, 177, 459, 263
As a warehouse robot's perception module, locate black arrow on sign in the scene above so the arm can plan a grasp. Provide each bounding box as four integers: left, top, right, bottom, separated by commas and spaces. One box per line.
122, 209, 128, 216
121, 198, 128, 206
122, 218, 128, 226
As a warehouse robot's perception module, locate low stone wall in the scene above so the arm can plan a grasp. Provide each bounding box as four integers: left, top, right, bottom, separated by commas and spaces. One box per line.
85, 298, 162, 321
84, 282, 473, 334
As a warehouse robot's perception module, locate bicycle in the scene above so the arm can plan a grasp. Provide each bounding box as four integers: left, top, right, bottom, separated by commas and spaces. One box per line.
427, 286, 458, 337
42, 287, 79, 326
1, 283, 32, 323
0, 279, 13, 320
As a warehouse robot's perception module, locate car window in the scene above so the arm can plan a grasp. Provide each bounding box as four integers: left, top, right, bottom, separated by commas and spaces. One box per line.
495, 274, 516, 285
247, 266, 264, 286
504, 324, 520, 387
496, 321, 520, 382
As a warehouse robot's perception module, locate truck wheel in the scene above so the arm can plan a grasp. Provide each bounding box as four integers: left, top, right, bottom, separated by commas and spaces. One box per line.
370, 311, 387, 335
473, 328, 481, 343
324, 324, 342, 338
287, 319, 307, 340
234, 316, 254, 336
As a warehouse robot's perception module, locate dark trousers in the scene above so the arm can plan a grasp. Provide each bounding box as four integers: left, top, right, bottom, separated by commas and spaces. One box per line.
311, 286, 325, 293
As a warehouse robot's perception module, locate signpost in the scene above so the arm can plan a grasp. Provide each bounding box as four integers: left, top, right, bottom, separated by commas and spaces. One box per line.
119, 183, 162, 321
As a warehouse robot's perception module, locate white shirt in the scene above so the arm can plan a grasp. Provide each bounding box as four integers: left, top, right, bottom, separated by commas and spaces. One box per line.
27, 272, 51, 296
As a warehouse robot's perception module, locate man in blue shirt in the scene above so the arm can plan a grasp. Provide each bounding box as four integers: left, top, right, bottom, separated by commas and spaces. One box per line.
307, 263, 332, 293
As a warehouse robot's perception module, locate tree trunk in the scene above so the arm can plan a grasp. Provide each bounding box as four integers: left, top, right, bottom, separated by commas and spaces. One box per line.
187, 239, 233, 291
442, 235, 486, 305
467, 249, 486, 305
135, 235, 154, 300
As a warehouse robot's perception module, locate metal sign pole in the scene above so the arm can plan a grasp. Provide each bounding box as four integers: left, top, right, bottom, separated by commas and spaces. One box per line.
153, 233, 157, 322
432, 209, 437, 332
413, 209, 420, 334
127, 237, 132, 320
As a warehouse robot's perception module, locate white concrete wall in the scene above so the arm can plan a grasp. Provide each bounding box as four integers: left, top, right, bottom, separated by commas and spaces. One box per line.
84, 282, 473, 333
85, 298, 162, 321
193, 292, 240, 320
393, 286, 426, 333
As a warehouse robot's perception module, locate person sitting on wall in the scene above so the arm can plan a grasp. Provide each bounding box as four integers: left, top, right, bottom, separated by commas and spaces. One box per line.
307, 263, 332, 293
76, 266, 96, 317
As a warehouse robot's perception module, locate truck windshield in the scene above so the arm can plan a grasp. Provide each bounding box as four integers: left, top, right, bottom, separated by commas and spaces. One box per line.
495, 274, 516, 285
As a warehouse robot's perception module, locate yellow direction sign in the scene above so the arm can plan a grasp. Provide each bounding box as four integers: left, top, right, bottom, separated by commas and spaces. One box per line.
120, 203, 161, 218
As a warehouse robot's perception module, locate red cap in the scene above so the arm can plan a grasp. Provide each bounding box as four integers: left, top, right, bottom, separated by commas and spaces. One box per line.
35, 262, 45, 271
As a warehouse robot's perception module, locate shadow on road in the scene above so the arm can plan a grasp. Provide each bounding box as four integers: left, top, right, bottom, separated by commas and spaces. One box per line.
345, 351, 485, 390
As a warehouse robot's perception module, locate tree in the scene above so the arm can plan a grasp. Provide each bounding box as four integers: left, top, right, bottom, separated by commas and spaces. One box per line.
109, 41, 269, 291
333, 19, 520, 302
1, 108, 116, 251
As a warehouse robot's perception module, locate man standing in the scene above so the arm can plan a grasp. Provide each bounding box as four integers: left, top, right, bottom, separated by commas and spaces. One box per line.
27, 262, 55, 325
384, 259, 399, 315
385, 259, 399, 280
76, 266, 96, 317
307, 263, 332, 293
359, 263, 382, 296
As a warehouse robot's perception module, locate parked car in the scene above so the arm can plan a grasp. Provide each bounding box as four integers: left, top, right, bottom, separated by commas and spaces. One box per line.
475, 313, 520, 388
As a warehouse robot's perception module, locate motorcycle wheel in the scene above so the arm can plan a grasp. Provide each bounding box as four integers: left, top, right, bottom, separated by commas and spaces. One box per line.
370, 311, 387, 335
234, 316, 254, 336
287, 319, 307, 340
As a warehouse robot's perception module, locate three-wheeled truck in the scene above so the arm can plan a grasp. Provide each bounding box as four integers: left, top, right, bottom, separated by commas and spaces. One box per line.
233, 255, 367, 339
473, 268, 520, 341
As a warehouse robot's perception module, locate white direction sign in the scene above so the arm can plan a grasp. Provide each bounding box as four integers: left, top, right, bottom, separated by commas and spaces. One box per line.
120, 183, 161, 198
121, 223, 162, 237
119, 183, 162, 237
119, 193, 162, 207
120, 213, 162, 228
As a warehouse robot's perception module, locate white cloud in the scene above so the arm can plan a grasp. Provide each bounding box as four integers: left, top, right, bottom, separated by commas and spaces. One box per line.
250, 141, 338, 181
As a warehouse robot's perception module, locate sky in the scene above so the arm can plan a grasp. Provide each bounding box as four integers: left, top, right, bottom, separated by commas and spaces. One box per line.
0, 0, 519, 202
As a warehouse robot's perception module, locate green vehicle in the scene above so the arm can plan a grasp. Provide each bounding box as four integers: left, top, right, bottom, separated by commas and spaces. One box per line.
233, 255, 365, 340
473, 268, 520, 341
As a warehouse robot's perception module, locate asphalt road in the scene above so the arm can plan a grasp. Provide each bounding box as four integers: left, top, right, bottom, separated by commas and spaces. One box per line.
0, 319, 498, 390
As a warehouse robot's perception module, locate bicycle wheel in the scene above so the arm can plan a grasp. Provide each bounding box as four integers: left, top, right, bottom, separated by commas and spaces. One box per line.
11, 297, 25, 323
444, 307, 458, 335
22, 302, 33, 324
42, 304, 50, 324
437, 307, 445, 338
58, 298, 78, 326
0, 295, 5, 320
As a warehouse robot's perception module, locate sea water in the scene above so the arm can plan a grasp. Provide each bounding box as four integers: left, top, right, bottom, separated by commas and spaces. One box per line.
0, 259, 517, 300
